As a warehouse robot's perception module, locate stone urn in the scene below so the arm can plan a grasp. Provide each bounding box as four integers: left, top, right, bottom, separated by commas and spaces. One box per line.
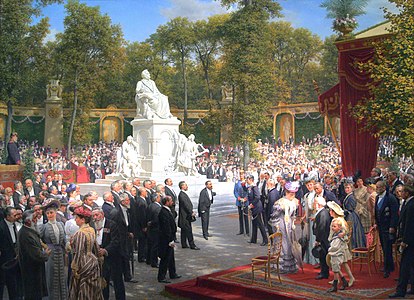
335, 25, 354, 40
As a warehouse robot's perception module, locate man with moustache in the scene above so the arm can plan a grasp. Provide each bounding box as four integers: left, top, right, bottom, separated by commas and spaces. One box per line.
135, 187, 148, 263
234, 171, 249, 236
312, 196, 332, 280
0, 207, 19, 300
146, 193, 162, 268
244, 175, 268, 246
389, 185, 414, 298
157, 196, 181, 283
23, 179, 40, 198
102, 191, 116, 220
198, 180, 216, 240
265, 179, 281, 235
164, 178, 177, 219
92, 208, 125, 300
178, 181, 200, 250
17, 209, 51, 300
110, 193, 137, 283
375, 180, 399, 279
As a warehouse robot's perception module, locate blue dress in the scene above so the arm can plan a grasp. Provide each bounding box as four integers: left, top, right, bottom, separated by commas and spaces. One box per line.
343, 193, 366, 249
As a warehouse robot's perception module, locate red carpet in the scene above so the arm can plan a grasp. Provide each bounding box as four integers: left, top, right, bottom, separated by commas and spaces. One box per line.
165, 263, 405, 299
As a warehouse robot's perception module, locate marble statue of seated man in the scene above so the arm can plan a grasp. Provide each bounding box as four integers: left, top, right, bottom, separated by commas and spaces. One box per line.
135, 69, 173, 119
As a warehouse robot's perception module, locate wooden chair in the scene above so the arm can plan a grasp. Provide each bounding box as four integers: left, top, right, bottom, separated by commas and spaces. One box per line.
251, 232, 283, 287
351, 227, 378, 276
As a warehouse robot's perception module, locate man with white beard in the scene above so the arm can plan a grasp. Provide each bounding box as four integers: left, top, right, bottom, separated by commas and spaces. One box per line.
17, 209, 51, 300
110, 193, 137, 283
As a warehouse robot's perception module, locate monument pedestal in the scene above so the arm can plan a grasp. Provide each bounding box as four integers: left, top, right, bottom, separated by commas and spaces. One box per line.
131, 117, 181, 178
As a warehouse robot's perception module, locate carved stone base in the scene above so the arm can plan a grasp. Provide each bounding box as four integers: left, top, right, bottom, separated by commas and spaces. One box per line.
131, 117, 181, 178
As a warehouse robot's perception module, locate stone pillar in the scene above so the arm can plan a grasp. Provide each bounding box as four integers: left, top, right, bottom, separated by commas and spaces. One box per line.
44, 80, 63, 149
131, 117, 181, 177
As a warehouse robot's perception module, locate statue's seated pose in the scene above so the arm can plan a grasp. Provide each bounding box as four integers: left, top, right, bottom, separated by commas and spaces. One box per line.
135, 69, 173, 119
116, 136, 142, 178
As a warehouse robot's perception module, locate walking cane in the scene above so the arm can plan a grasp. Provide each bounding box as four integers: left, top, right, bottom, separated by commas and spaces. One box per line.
129, 236, 135, 276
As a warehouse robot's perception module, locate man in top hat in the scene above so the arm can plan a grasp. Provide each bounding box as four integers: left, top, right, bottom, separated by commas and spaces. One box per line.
313, 196, 332, 280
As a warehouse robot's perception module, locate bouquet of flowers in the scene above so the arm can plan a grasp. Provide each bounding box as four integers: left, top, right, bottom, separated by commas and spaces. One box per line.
333, 14, 358, 32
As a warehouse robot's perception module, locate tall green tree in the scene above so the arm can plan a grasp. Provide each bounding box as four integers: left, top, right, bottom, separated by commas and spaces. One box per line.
156, 17, 194, 124
0, 0, 62, 105
352, 0, 414, 157
220, 0, 282, 167
192, 15, 228, 101
54, 0, 124, 157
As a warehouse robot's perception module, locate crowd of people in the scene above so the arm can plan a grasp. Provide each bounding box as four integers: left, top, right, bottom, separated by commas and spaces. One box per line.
232, 163, 414, 296
1, 132, 414, 299
0, 175, 214, 299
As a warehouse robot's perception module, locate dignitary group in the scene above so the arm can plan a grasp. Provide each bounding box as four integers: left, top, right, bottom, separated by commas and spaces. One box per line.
0, 176, 216, 300
233, 167, 414, 296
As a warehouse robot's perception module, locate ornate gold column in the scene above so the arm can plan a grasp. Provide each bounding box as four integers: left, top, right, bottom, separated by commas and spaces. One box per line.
44, 80, 63, 149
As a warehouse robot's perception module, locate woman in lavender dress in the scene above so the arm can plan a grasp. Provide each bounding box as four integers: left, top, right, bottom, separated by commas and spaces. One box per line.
270, 181, 300, 273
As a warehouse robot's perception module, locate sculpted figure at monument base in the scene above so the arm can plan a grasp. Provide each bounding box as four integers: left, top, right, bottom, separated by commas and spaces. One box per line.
176, 134, 208, 176
116, 135, 142, 179
135, 69, 173, 119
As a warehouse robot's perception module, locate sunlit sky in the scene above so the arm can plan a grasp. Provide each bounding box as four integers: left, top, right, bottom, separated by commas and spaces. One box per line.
38, 0, 397, 43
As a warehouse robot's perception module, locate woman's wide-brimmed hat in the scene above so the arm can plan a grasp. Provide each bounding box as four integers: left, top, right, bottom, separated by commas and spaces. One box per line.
285, 181, 300, 193
42, 198, 60, 211
326, 201, 344, 216
73, 206, 92, 218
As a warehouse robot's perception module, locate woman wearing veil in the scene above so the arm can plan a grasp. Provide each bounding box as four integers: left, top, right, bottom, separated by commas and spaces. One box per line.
270, 181, 300, 273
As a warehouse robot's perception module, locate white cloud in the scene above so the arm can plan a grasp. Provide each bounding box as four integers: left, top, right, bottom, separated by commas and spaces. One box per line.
160, 0, 229, 21
45, 28, 60, 43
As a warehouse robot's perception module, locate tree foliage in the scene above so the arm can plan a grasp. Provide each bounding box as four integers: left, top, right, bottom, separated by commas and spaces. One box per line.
219, 0, 281, 165
352, 0, 414, 157
54, 0, 124, 154
320, 0, 369, 19
0, 0, 62, 105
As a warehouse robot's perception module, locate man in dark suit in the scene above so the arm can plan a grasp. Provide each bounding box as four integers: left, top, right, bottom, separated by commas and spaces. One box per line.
313, 197, 332, 279
217, 164, 227, 182
178, 181, 200, 250
143, 180, 154, 206
102, 191, 116, 220
109, 193, 137, 283
245, 175, 268, 246
135, 187, 148, 263
0, 207, 19, 300
198, 180, 216, 240
12, 181, 24, 208
6, 132, 20, 165
92, 208, 126, 300
389, 185, 414, 298
23, 179, 40, 198
146, 193, 162, 268
387, 171, 404, 197
314, 182, 340, 205
265, 179, 280, 234
157, 196, 181, 283
164, 178, 177, 220
374, 180, 399, 278
110, 180, 123, 208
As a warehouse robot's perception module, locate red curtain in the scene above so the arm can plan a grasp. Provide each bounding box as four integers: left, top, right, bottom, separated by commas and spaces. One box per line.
318, 83, 340, 117
338, 46, 378, 179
